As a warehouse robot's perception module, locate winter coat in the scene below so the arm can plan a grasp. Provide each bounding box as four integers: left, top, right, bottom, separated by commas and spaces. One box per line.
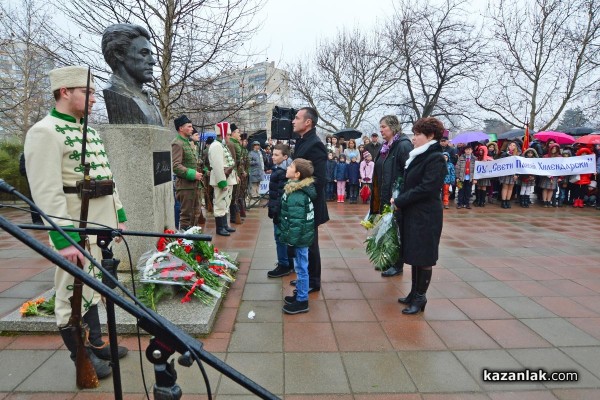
455, 154, 477, 181
347, 161, 360, 184
440, 144, 458, 164
575, 148, 593, 185
326, 159, 336, 182
370, 134, 413, 214
267, 163, 288, 223
393, 142, 446, 267
249, 150, 264, 183
443, 160, 456, 184
360, 159, 374, 182
278, 177, 317, 248
365, 142, 382, 160
334, 161, 348, 181
293, 127, 329, 226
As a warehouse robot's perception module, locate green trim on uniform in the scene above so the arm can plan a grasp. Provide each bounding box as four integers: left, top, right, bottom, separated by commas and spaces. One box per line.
49, 225, 81, 250
117, 208, 127, 223
50, 108, 78, 124
185, 168, 196, 181
217, 180, 227, 189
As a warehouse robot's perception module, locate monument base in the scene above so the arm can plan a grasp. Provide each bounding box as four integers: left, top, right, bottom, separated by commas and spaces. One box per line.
99, 124, 175, 270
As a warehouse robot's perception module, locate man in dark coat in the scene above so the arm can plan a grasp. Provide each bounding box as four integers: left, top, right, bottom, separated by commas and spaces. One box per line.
365, 132, 382, 159
291, 107, 329, 291
369, 115, 413, 277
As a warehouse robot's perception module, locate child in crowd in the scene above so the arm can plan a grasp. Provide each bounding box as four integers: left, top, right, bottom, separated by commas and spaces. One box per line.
455, 145, 476, 209
557, 149, 572, 207
572, 147, 594, 208
347, 156, 361, 203
359, 151, 374, 203
538, 143, 561, 207
584, 180, 597, 207
334, 154, 348, 202
518, 148, 538, 207
442, 152, 455, 209
267, 144, 295, 278
474, 144, 493, 207
279, 158, 316, 314
325, 152, 336, 201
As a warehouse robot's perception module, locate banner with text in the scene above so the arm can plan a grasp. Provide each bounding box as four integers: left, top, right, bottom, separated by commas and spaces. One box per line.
473, 154, 597, 179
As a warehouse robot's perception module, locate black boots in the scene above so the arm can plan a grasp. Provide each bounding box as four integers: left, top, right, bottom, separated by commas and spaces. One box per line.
398, 266, 416, 304
382, 263, 403, 277
501, 199, 512, 209
402, 268, 431, 315
224, 214, 236, 232
83, 305, 128, 361
59, 326, 112, 379
473, 190, 486, 207
520, 195, 530, 208
215, 216, 230, 236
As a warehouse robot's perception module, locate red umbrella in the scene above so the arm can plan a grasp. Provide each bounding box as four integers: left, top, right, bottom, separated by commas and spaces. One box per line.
575, 134, 600, 145
533, 131, 575, 145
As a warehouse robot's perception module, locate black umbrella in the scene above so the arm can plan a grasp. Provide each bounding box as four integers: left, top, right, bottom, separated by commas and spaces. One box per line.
497, 128, 534, 140
563, 127, 594, 136
334, 128, 363, 140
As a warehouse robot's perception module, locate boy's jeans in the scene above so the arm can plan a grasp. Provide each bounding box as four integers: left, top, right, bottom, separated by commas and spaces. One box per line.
294, 246, 309, 301
274, 225, 289, 268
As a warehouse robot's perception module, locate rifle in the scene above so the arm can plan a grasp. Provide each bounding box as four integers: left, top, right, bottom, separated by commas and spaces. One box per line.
67, 67, 100, 389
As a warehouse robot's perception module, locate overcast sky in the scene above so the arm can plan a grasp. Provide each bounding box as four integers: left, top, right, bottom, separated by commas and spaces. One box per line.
247, 0, 389, 65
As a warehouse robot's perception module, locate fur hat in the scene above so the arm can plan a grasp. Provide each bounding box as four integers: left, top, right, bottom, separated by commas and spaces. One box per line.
49, 66, 95, 92
230, 123, 238, 133
215, 121, 230, 139
174, 115, 192, 131
523, 148, 539, 157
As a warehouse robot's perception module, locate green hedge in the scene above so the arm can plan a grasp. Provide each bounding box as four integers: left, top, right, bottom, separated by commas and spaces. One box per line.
0, 138, 30, 201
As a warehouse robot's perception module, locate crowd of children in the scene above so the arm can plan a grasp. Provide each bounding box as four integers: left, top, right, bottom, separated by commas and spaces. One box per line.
326, 149, 374, 204
446, 139, 600, 210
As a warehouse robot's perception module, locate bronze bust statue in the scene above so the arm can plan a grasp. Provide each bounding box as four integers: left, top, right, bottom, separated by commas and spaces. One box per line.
101, 24, 164, 126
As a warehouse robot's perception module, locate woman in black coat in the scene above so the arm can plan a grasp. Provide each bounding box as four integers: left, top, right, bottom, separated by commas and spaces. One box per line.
391, 117, 447, 314
370, 115, 413, 277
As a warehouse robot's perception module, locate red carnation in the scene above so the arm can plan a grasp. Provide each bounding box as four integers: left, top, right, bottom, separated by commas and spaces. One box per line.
184, 245, 192, 254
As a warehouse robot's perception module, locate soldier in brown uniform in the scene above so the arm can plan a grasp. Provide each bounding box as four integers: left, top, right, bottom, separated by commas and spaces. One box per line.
171, 115, 205, 230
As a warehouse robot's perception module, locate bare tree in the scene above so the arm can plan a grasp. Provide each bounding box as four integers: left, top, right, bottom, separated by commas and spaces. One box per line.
46, 0, 265, 124
386, 0, 485, 127
474, 0, 600, 131
288, 27, 398, 135
0, 0, 55, 142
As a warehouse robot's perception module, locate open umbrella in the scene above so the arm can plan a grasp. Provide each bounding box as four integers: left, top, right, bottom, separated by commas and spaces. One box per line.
498, 128, 531, 140
334, 128, 362, 140
575, 134, 600, 145
449, 131, 489, 144
563, 127, 594, 136
534, 131, 575, 145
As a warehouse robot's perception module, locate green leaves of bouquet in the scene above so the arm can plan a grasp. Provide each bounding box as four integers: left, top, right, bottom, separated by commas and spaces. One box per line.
363, 205, 401, 271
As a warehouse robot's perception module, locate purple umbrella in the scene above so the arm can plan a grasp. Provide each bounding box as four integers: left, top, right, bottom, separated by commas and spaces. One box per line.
450, 131, 489, 144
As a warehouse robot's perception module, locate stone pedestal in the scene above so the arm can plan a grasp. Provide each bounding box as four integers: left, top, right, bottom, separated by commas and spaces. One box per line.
99, 124, 175, 269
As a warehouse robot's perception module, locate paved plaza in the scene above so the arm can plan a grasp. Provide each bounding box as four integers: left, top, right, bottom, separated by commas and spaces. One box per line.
1, 201, 600, 399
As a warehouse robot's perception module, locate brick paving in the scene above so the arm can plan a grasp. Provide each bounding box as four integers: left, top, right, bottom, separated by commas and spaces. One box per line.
1, 200, 600, 399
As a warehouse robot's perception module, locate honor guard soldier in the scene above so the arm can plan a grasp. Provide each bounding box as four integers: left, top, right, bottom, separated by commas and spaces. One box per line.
24, 66, 129, 381
171, 115, 205, 230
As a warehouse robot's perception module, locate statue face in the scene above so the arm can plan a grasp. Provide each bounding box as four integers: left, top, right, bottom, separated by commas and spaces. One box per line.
122, 36, 155, 84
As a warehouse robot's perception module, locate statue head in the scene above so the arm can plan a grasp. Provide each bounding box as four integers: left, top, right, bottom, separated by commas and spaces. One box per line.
102, 24, 155, 86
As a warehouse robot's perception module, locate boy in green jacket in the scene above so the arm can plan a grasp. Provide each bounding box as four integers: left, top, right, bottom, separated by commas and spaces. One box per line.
278, 158, 317, 314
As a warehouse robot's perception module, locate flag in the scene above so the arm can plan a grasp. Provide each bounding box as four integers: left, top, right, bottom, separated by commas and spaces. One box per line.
523, 124, 530, 150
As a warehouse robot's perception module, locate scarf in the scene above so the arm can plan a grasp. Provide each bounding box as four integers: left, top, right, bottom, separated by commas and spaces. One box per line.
405, 140, 437, 169
379, 134, 400, 159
